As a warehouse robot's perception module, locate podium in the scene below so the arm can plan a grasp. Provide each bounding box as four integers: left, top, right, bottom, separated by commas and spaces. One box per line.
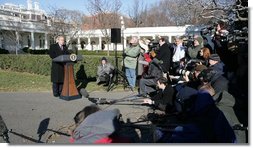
53, 54, 83, 101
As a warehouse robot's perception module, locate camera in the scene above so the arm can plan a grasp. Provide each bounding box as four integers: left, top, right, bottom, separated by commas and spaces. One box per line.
148, 40, 159, 51
182, 35, 194, 48
175, 59, 203, 80
200, 25, 216, 37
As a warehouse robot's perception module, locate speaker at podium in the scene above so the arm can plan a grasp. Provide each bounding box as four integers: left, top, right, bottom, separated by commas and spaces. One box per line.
53, 54, 83, 101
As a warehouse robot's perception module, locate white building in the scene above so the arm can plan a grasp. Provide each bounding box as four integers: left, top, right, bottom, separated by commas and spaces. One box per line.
0, 0, 201, 53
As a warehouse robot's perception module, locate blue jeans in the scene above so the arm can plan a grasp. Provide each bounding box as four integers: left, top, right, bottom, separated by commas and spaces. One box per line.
125, 68, 136, 88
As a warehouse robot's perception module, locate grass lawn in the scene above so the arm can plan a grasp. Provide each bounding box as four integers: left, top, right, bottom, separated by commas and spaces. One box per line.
0, 70, 51, 92
0, 70, 127, 92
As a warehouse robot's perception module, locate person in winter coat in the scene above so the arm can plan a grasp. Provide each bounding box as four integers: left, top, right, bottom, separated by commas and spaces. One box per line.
96, 57, 114, 85
156, 87, 236, 143
156, 37, 172, 72
123, 36, 140, 89
188, 36, 203, 59
70, 106, 133, 143
142, 77, 175, 113
48, 35, 70, 97
138, 58, 164, 97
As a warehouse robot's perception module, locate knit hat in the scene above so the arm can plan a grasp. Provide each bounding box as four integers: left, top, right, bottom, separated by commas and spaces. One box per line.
195, 65, 207, 72
209, 54, 220, 62
194, 36, 203, 45
101, 57, 107, 61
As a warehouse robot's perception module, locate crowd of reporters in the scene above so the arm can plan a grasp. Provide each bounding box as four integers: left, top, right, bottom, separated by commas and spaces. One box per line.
73, 21, 247, 143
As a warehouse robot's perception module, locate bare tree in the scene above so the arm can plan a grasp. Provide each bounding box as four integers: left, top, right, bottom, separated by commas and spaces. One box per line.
0, 20, 22, 55
47, 6, 85, 46
127, 0, 146, 27
85, 0, 122, 56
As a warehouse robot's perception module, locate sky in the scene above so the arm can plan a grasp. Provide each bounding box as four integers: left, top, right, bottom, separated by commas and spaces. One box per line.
0, 0, 160, 15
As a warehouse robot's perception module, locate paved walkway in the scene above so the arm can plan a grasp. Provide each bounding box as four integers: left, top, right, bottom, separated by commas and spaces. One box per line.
0, 91, 151, 144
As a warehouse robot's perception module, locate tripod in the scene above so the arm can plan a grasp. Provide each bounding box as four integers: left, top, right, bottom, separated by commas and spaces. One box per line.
107, 43, 132, 92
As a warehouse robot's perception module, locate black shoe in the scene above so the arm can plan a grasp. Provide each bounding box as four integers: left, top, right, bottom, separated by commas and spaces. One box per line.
53, 93, 60, 97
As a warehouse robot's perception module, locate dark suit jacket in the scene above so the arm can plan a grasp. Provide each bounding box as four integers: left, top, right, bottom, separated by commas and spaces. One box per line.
151, 84, 175, 112
49, 43, 70, 83
156, 43, 172, 72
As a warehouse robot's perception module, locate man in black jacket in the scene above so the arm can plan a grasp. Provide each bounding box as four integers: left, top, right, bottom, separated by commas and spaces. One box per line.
138, 58, 163, 97
142, 77, 175, 113
156, 37, 172, 73
48, 35, 70, 97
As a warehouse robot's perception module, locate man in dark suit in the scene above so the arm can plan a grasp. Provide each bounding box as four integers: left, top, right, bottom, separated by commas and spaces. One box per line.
142, 77, 175, 113
156, 37, 172, 73
49, 35, 70, 97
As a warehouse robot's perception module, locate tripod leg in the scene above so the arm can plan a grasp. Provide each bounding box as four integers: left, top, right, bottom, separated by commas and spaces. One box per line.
117, 69, 133, 91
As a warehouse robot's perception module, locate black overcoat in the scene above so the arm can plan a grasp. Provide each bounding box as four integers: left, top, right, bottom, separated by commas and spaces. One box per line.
156, 43, 172, 72
48, 43, 70, 83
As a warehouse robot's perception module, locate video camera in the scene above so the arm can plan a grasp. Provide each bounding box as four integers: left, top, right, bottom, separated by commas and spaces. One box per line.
227, 27, 248, 44
182, 35, 194, 48
148, 40, 159, 52
200, 24, 216, 37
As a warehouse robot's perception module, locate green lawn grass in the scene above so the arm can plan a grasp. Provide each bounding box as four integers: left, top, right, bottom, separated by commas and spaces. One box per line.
0, 70, 127, 92
0, 70, 51, 92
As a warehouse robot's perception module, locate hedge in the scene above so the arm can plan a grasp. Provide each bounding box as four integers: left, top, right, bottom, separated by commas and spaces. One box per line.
21, 47, 123, 56
0, 48, 9, 54
0, 54, 122, 78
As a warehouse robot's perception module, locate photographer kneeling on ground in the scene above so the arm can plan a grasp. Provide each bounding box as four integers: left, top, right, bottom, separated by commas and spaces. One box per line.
183, 64, 208, 89
142, 77, 175, 114
138, 58, 164, 97
96, 57, 114, 86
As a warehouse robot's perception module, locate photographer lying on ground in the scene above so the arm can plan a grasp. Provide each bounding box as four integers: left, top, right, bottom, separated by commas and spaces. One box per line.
70, 105, 137, 143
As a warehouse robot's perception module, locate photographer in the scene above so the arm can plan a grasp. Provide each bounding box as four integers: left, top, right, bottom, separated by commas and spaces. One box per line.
213, 21, 229, 55
96, 57, 114, 86
198, 68, 228, 96
71, 106, 134, 143
142, 77, 175, 114
123, 36, 141, 90
138, 58, 164, 97
187, 36, 203, 59
156, 37, 172, 73
208, 54, 225, 75
183, 64, 208, 89
155, 89, 236, 143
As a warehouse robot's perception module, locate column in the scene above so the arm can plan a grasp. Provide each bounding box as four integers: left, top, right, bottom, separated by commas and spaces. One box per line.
15, 31, 19, 55
0, 34, 2, 48
31, 31, 35, 49
77, 37, 81, 50
168, 36, 171, 43
87, 37, 91, 50
123, 35, 127, 50
98, 36, 102, 51
44, 33, 48, 49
